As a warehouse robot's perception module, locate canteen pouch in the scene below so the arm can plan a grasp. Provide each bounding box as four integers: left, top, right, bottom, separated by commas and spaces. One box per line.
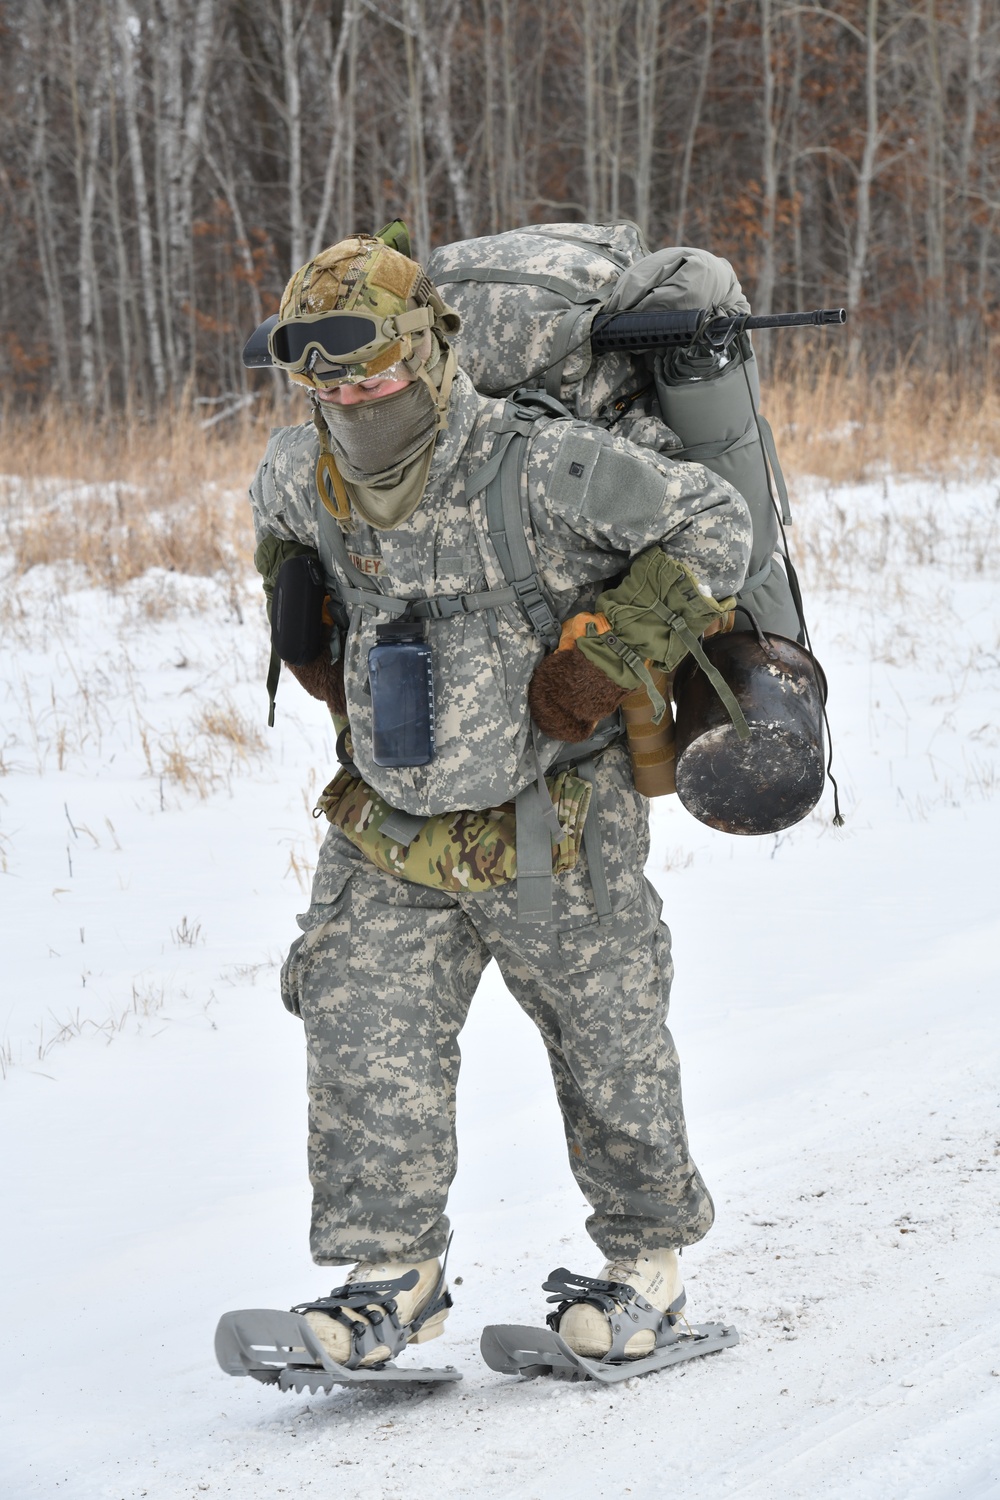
368, 620, 436, 767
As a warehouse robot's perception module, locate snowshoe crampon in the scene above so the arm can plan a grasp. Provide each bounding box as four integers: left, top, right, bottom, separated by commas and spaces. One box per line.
480, 1265, 739, 1385
215, 1268, 461, 1391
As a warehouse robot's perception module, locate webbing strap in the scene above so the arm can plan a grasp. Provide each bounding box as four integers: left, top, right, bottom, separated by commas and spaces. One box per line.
473, 426, 561, 649
409, 586, 517, 620
532, 230, 634, 269
316, 493, 382, 596
317, 473, 519, 624
576, 756, 613, 926
464, 440, 509, 500
545, 305, 597, 398
756, 412, 791, 525
740, 554, 773, 596
379, 808, 427, 847
515, 781, 556, 923
663, 614, 751, 742
549, 721, 624, 772
673, 424, 758, 466
437, 265, 598, 304
266, 645, 281, 728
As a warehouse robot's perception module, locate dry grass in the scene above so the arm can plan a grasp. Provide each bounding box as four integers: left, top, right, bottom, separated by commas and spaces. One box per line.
142, 694, 267, 800
764, 355, 1000, 484
2, 363, 999, 600
0, 398, 286, 588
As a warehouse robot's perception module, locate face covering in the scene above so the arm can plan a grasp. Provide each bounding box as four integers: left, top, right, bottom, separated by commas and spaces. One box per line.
320, 380, 437, 478
318, 379, 441, 530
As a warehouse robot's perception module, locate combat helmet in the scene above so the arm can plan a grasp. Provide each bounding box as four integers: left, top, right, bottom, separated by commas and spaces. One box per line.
267, 224, 460, 428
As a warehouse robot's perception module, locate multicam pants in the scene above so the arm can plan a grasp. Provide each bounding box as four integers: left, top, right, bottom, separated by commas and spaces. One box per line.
281, 743, 715, 1264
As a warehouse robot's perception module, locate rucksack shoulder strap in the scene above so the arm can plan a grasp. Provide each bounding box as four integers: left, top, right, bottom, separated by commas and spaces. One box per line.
465, 400, 564, 649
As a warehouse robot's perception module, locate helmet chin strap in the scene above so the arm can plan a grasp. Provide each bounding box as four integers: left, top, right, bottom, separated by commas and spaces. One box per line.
412, 342, 457, 431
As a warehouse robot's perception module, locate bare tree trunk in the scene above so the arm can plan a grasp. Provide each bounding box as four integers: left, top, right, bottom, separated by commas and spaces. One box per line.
582, 0, 600, 221
499, 0, 519, 225
280, 0, 306, 271
101, 0, 138, 407
787, 5, 804, 309
408, 0, 475, 239
175, 0, 216, 384
756, 0, 779, 316
482, 0, 499, 233
341, 10, 358, 236
115, 0, 167, 399
924, 0, 947, 355
204, 143, 264, 328
846, 0, 879, 367
634, 0, 662, 240
676, 0, 714, 244
28, 75, 71, 401
310, 1, 358, 255
959, 0, 983, 196
402, 8, 432, 257
606, 4, 624, 224
67, 0, 103, 412
158, 0, 181, 387
957, 0, 983, 354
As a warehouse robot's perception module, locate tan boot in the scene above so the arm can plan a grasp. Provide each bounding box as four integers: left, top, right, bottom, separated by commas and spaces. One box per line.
299, 1257, 449, 1369
555, 1249, 685, 1359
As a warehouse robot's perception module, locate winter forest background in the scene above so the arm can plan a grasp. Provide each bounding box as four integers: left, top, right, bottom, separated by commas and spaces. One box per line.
3, 5, 1000, 1499
3, 0, 1000, 411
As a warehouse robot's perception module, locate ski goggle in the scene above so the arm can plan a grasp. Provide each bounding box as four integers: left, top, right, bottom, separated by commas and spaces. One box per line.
267, 306, 434, 376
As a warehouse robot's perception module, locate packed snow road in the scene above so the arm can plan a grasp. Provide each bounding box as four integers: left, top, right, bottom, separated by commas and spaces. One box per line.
1, 477, 999, 1498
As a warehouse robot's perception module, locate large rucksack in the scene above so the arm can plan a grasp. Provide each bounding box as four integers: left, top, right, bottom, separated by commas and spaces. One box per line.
426, 223, 803, 644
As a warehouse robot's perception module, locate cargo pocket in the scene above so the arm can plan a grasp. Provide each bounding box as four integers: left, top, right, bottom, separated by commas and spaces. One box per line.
279, 865, 354, 1019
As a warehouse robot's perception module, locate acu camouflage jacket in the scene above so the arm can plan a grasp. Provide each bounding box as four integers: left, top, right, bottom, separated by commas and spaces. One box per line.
249, 368, 751, 817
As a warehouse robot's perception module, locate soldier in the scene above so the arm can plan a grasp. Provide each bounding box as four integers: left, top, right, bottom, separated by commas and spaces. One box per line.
249, 232, 751, 1373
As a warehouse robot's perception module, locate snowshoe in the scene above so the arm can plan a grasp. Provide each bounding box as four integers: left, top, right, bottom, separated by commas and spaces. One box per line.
480, 1265, 739, 1385
215, 1266, 461, 1391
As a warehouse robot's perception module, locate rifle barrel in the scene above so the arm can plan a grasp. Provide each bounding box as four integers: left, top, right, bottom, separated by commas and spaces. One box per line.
589, 307, 846, 355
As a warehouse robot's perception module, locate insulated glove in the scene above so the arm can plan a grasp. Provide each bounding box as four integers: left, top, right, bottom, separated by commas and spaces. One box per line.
528, 613, 630, 742
575, 550, 736, 690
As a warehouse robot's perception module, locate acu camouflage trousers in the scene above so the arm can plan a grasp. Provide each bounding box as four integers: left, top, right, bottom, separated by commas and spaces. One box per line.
281, 744, 714, 1264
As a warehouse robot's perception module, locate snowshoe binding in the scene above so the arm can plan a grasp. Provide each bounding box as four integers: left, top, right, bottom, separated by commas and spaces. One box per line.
215, 1260, 461, 1392
480, 1262, 739, 1385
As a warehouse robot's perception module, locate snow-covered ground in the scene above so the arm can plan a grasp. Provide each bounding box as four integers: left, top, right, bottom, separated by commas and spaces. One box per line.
2, 474, 999, 1499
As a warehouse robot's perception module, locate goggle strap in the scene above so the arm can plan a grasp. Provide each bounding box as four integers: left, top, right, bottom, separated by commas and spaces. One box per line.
393, 306, 434, 336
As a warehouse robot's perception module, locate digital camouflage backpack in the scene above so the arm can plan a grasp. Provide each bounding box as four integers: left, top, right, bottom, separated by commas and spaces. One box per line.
426, 222, 803, 644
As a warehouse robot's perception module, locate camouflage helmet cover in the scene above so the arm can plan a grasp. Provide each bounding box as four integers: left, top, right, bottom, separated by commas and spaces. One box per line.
277, 235, 459, 388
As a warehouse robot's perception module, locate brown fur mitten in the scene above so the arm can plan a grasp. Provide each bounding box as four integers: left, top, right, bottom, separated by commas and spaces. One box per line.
529, 645, 629, 742
285, 647, 347, 715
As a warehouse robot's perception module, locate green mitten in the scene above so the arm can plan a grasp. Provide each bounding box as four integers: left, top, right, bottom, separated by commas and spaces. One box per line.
576, 550, 749, 740
576, 550, 735, 679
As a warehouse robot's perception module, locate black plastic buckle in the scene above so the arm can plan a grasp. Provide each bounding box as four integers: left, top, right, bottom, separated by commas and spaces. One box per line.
421, 594, 468, 620
375, 617, 426, 644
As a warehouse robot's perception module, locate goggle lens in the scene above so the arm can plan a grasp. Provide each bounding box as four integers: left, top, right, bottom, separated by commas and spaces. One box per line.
269, 313, 380, 368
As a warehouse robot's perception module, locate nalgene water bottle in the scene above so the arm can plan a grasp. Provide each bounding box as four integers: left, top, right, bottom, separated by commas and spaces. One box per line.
368, 620, 436, 767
